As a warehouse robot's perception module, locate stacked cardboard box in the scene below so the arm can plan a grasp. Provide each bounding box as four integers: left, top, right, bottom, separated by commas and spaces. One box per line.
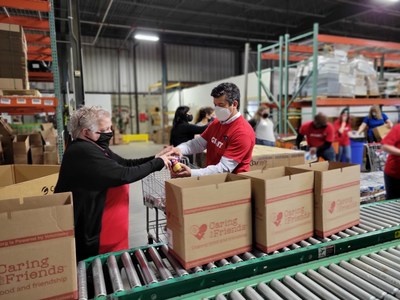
250, 145, 305, 171
292, 162, 360, 238
240, 167, 314, 253
0, 117, 15, 164
40, 123, 59, 164
0, 23, 29, 90
166, 173, 252, 269
29, 133, 44, 164
0, 192, 77, 299
379, 77, 400, 96
13, 134, 29, 164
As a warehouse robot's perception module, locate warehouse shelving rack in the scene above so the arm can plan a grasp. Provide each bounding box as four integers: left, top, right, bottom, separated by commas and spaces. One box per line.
257, 23, 400, 134
0, 0, 64, 160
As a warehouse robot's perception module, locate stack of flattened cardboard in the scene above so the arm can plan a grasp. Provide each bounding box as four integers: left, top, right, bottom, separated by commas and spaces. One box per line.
0, 23, 28, 90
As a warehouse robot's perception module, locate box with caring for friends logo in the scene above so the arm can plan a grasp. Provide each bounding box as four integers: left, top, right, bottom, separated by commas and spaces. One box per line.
0, 192, 77, 299
240, 167, 314, 253
291, 161, 360, 238
165, 173, 252, 269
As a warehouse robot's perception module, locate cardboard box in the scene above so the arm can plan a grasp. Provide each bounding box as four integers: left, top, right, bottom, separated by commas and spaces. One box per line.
240, 167, 314, 253
0, 192, 77, 299
250, 145, 305, 171
165, 173, 252, 269
40, 123, 57, 146
373, 125, 391, 142
292, 162, 360, 237
0, 78, 23, 90
0, 164, 60, 200
13, 134, 29, 153
30, 146, 44, 164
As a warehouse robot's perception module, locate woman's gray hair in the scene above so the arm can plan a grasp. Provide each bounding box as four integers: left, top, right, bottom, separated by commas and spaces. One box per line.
69, 106, 111, 139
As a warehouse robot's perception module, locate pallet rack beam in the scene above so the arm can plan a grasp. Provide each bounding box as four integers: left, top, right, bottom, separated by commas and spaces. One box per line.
0, 15, 49, 30
26, 33, 51, 45
0, 0, 50, 12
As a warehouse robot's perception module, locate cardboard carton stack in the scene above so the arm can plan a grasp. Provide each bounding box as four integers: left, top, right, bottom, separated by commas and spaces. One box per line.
12, 134, 29, 164
0, 192, 77, 299
292, 162, 360, 238
0, 117, 15, 164
240, 167, 314, 253
0, 23, 29, 91
250, 145, 305, 171
379, 77, 400, 96
40, 123, 59, 164
166, 173, 252, 269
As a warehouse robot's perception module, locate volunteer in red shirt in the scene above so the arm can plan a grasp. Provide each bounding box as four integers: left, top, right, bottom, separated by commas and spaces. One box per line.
296, 112, 336, 161
382, 123, 400, 200
334, 108, 351, 162
171, 82, 255, 176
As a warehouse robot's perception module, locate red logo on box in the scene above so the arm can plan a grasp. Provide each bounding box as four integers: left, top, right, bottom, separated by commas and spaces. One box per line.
191, 224, 208, 240
328, 201, 336, 214
273, 212, 283, 226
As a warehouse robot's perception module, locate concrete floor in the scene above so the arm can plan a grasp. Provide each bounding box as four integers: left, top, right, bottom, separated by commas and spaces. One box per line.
109, 141, 166, 248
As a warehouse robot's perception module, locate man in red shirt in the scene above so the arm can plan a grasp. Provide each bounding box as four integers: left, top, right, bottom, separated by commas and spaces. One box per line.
172, 82, 255, 176
382, 124, 400, 200
296, 112, 336, 161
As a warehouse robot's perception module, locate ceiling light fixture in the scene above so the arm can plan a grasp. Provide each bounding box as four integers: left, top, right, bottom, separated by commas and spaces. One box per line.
134, 33, 159, 42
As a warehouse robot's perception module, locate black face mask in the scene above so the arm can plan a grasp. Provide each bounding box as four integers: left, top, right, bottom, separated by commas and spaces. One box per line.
262, 113, 269, 119
186, 115, 193, 122
95, 132, 113, 148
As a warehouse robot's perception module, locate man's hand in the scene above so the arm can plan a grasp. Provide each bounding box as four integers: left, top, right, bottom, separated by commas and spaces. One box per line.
170, 163, 191, 178
155, 145, 174, 157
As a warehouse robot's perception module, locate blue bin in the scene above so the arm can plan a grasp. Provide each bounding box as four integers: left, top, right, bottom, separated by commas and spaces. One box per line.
350, 139, 364, 165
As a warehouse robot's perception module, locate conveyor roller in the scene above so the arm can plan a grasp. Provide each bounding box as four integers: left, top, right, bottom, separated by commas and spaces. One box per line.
78, 199, 400, 299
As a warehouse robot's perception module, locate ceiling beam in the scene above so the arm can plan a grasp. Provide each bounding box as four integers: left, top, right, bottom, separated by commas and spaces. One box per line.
114, 0, 297, 28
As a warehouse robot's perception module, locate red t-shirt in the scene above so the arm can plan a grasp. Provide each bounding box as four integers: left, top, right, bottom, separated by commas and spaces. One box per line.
201, 116, 255, 173
299, 121, 334, 147
382, 124, 400, 179
333, 119, 351, 146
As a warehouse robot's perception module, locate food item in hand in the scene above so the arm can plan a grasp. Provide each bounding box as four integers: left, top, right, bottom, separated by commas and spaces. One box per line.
171, 158, 182, 172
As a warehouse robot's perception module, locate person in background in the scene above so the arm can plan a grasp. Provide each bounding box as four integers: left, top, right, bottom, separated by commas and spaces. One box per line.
55, 106, 174, 262
195, 106, 215, 126
357, 105, 393, 142
296, 112, 336, 161
249, 106, 276, 146
381, 123, 400, 200
170, 106, 208, 163
171, 82, 255, 177
334, 108, 351, 162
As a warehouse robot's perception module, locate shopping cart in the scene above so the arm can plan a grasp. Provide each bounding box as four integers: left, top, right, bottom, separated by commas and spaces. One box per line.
365, 142, 388, 172
142, 156, 194, 244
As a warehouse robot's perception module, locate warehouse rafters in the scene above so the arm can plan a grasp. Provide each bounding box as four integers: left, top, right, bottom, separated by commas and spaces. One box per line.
49, 0, 400, 48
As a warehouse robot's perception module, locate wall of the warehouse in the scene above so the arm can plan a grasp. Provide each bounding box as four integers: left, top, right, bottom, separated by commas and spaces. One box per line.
80, 37, 237, 93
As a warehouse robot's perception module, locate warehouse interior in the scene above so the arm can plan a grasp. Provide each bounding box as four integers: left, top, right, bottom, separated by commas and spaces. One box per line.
1, 0, 400, 299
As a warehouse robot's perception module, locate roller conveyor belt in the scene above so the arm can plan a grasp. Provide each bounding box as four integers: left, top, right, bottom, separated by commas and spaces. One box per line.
174, 240, 400, 300
78, 199, 400, 300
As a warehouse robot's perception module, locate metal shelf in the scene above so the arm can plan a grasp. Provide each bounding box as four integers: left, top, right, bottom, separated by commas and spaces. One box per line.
0, 96, 57, 114
257, 23, 400, 134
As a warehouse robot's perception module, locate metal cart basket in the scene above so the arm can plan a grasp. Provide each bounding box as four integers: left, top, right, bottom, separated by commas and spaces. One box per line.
142, 156, 194, 243
365, 142, 387, 172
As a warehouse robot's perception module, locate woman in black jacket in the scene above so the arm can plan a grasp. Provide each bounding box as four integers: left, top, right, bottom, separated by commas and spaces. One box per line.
170, 106, 207, 146
55, 106, 174, 261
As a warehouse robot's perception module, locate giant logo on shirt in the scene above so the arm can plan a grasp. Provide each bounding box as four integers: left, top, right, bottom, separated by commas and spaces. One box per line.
211, 137, 224, 149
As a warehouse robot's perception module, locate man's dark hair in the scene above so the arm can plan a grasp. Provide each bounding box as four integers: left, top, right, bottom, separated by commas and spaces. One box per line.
211, 82, 241, 109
